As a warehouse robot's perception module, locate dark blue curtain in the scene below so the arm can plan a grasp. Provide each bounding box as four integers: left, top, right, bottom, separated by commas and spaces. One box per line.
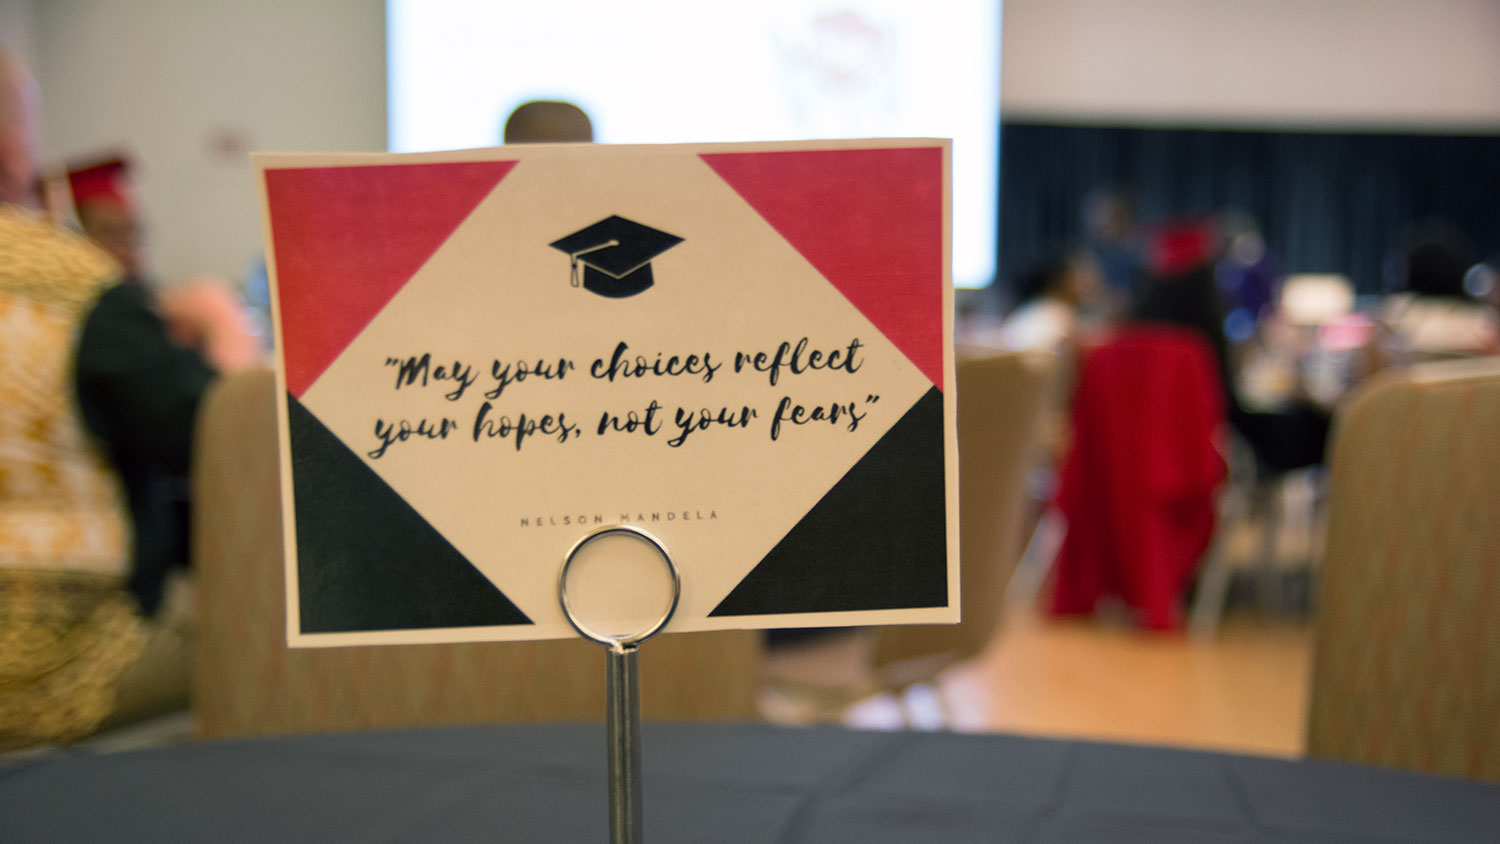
997, 122, 1500, 295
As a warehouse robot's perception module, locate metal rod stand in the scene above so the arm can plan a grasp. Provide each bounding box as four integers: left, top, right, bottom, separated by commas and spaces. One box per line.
607, 643, 643, 844
558, 525, 679, 844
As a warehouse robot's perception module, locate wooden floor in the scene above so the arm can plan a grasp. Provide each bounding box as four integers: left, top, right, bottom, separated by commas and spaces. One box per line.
838, 609, 1314, 758
826, 479, 1325, 757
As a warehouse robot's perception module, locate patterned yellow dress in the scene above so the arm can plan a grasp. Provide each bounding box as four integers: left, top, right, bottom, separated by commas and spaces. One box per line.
0, 205, 146, 748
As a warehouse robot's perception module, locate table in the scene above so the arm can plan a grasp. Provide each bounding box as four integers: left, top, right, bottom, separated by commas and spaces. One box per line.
3, 723, 1498, 843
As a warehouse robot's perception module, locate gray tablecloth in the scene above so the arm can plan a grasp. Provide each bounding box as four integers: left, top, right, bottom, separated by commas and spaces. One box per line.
2, 723, 1498, 843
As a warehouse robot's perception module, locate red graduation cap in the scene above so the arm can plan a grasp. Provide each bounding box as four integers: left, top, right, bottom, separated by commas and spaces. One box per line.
1146, 219, 1219, 279
66, 156, 134, 214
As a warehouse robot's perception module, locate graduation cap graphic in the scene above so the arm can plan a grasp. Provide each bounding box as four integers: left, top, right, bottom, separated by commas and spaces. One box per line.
549, 215, 684, 298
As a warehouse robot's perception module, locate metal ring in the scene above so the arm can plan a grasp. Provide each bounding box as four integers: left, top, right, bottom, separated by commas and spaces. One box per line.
558, 525, 680, 650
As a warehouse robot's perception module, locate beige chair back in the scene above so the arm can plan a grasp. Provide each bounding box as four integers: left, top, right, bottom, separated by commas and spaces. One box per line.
1307, 357, 1500, 781
191, 369, 760, 738
870, 348, 1054, 687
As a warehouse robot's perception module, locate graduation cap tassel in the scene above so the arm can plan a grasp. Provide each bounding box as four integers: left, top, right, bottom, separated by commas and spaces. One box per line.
568, 240, 620, 288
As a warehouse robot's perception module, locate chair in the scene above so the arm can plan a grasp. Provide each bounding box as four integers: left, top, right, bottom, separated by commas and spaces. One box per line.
191, 368, 760, 738
760, 348, 1054, 723
1305, 357, 1500, 782
869, 348, 1055, 689
1049, 325, 1227, 630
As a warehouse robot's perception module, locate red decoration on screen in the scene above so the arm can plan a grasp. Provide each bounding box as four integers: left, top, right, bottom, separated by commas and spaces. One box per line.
700, 147, 945, 390
266, 160, 518, 398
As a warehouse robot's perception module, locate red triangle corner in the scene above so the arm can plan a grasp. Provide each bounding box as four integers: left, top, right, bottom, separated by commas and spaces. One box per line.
267, 159, 518, 398
701, 147, 945, 390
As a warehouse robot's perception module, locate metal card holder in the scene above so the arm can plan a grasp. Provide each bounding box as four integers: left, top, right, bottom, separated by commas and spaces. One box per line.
558, 525, 680, 844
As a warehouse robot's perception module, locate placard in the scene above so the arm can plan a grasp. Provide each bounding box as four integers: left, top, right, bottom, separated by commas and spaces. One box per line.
256, 139, 957, 646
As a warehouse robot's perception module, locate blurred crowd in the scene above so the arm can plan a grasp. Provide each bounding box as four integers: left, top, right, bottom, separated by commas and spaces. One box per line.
966, 184, 1499, 455
3, 23, 1495, 743
0, 56, 611, 748
0, 51, 260, 748
961, 184, 1498, 629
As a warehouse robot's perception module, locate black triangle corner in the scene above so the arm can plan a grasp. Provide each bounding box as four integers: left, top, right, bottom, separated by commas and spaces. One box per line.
286, 394, 532, 633
710, 387, 948, 618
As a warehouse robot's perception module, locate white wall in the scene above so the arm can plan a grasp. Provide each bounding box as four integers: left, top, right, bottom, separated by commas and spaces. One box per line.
34, 0, 385, 285
24, 1, 1500, 282
1002, 0, 1500, 128
0, 0, 33, 67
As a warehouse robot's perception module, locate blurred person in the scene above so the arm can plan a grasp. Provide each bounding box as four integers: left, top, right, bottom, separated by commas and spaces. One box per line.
1133, 221, 1232, 382
502, 100, 593, 144
1080, 184, 1144, 318
67, 157, 142, 277
242, 254, 272, 351
999, 250, 1099, 355
1214, 210, 1280, 345
34, 165, 77, 227
1048, 223, 1227, 629
1468, 255, 1500, 314
1134, 220, 1330, 476
68, 154, 258, 621
953, 284, 1008, 346
1378, 220, 1500, 360
0, 52, 255, 747
0, 51, 147, 747
999, 251, 1101, 504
